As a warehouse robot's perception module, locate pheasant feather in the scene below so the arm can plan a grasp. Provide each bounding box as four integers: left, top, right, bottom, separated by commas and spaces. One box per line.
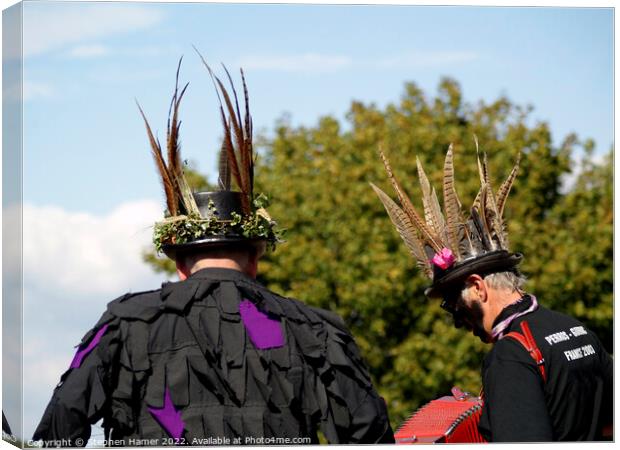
194, 49, 244, 197
136, 101, 178, 216
222, 65, 250, 198
496, 151, 521, 219
370, 182, 433, 277
416, 156, 445, 240
166, 58, 189, 185
175, 171, 200, 216
240, 68, 254, 198
471, 207, 492, 251
379, 147, 442, 252
195, 49, 254, 213
475, 141, 505, 249
430, 186, 447, 242
443, 144, 462, 259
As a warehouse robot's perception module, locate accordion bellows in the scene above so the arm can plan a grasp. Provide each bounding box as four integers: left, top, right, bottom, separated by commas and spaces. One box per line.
395, 395, 486, 444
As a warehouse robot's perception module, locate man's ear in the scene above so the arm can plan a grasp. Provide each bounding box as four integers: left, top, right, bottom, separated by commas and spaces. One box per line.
465, 274, 487, 302
176, 259, 190, 281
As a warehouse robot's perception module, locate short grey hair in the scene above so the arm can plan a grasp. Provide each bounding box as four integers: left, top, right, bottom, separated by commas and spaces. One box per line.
460, 270, 527, 301
484, 271, 527, 291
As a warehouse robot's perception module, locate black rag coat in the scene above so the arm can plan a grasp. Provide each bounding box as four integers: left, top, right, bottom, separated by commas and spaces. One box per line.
33, 268, 394, 446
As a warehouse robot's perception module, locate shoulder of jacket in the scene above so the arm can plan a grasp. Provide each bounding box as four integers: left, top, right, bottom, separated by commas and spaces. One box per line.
307, 305, 349, 333
73, 289, 162, 349
257, 288, 349, 331
105, 288, 163, 322
486, 333, 539, 372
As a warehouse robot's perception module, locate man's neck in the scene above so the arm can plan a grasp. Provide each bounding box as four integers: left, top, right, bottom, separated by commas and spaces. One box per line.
488, 289, 525, 328
191, 259, 246, 274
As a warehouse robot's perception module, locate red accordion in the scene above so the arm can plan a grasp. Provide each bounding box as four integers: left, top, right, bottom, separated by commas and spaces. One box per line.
394, 387, 487, 444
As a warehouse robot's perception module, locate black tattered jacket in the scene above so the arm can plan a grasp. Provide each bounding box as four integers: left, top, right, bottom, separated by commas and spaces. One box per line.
33, 268, 394, 446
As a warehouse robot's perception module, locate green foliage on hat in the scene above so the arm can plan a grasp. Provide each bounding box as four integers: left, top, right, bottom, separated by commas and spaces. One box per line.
151, 194, 282, 254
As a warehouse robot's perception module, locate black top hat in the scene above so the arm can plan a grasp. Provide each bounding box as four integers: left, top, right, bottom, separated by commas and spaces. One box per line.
160, 191, 274, 259
424, 250, 523, 298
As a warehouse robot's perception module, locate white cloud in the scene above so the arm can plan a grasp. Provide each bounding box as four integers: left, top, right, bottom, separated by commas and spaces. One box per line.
22, 4, 164, 58
375, 50, 480, 69
238, 53, 353, 73
23, 200, 166, 297
19, 200, 174, 440
22, 336, 74, 443
66, 44, 110, 59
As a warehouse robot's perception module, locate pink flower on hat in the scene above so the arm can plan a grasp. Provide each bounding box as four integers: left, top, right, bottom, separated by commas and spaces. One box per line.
431, 248, 456, 270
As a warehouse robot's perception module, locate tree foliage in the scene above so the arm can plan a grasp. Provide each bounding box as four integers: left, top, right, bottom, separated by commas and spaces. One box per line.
144, 78, 613, 428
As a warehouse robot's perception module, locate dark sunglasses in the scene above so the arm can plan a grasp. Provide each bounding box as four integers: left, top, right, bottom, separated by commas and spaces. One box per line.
440, 288, 464, 315
440, 298, 457, 315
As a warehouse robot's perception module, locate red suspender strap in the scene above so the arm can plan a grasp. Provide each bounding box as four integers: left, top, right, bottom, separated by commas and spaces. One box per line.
502, 320, 547, 383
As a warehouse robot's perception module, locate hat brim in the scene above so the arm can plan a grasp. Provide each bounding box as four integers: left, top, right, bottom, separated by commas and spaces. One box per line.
162, 235, 267, 260
424, 250, 523, 298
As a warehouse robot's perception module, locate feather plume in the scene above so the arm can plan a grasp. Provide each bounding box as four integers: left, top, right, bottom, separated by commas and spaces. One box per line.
496, 150, 521, 219
175, 171, 201, 216
136, 100, 178, 216
215, 79, 246, 178
222, 64, 252, 195
474, 136, 490, 189
470, 207, 492, 251
430, 186, 447, 242
378, 147, 442, 252
482, 183, 499, 249
222, 64, 244, 145
478, 182, 507, 250
195, 48, 253, 213
485, 168, 505, 248
416, 156, 446, 240
370, 182, 433, 277
460, 224, 478, 257
163, 58, 198, 216
471, 187, 482, 213
166, 58, 188, 184
194, 49, 244, 195
474, 140, 505, 249
240, 68, 254, 197
214, 75, 247, 187
442, 144, 463, 258
138, 60, 199, 218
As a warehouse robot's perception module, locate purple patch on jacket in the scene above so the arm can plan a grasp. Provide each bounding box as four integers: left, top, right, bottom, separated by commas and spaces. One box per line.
239, 299, 285, 349
148, 388, 185, 440
70, 324, 109, 369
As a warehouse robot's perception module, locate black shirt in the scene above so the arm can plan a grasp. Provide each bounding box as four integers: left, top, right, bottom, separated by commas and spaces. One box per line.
33, 268, 394, 446
478, 299, 613, 441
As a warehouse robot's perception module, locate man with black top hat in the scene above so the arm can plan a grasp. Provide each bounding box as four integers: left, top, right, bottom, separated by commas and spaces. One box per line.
372, 144, 612, 441
32, 61, 394, 446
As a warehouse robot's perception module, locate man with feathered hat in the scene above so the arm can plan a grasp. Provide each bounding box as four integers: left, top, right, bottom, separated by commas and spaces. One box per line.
371, 142, 612, 441
32, 59, 394, 446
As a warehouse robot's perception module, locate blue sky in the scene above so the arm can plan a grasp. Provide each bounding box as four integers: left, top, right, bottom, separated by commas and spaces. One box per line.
1, 0, 614, 443
15, 2, 614, 214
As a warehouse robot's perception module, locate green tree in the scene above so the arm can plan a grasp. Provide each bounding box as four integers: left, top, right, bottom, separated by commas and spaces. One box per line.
525, 143, 613, 349
143, 78, 612, 428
